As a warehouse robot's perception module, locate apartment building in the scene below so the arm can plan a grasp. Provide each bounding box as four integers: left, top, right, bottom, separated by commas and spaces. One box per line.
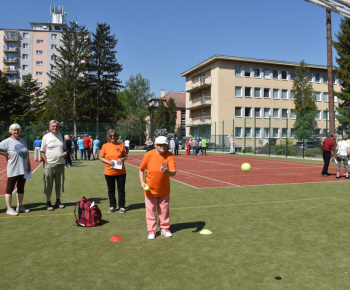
0, 5, 66, 87
181, 55, 341, 149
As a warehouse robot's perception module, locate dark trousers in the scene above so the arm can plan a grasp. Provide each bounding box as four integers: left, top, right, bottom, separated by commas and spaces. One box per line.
83, 148, 89, 160
105, 174, 126, 209
322, 150, 331, 174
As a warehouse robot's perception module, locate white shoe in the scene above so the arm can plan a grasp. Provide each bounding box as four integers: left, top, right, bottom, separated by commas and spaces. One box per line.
148, 231, 156, 240
16, 206, 30, 213
7, 208, 19, 216
160, 229, 172, 237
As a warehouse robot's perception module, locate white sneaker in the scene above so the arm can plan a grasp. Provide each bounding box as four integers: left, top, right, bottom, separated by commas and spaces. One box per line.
160, 229, 172, 237
16, 206, 30, 213
7, 208, 19, 216
119, 207, 126, 214
148, 231, 156, 240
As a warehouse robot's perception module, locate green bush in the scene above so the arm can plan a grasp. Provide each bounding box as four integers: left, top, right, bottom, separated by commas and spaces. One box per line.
305, 150, 316, 157
242, 147, 253, 153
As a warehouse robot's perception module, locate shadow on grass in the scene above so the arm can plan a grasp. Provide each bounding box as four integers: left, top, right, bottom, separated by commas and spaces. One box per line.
170, 221, 206, 233
127, 203, 145, 211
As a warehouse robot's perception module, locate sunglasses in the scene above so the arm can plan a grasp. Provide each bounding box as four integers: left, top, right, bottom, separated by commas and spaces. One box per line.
109, 135, 116, 137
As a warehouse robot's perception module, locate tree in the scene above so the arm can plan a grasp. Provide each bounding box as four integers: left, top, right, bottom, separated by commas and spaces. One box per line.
333, 17, 350, 133
292, 60, 318, 140
46, 21, 91, 132
166, 97, 177, 126
154, 99, 167, 125
88, 23, 123, 129
0, 70, 18, 121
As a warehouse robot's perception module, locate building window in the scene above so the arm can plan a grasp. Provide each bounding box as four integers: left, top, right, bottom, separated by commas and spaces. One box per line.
235, 107, 242, 117
23, 43, 29, 49
36, 82, 43, 87
316, 110, 321, 120
254, 88, 261, 98
264, 69, 270, 79
323, 110, 329, 120
333, 75, 337, 84
290, 90, 294, 100
36, 72, 43, 76
264, 108, 270, 118
282, 128, 288, 138
245, 128, 252, 138
290, 71, 295, 80
272, 70, 279, 79
264, 88, 270, 98
255, 108, 261, 118
51, 55, 57, 61
323, 92, 328, 102
23, 32, 29, 38
264, 128, 270, 138
291, 128, 295, 138
282, 89, 288, 100
273, 108, 279, 118
51, 44, 57, 50
273, 89, 279, 99
22, 75, 28, 81
22, 65, 28, 70
315, 73, 320, 83
36, 39, 44, 44
36, 50, 43, 55
316, 92, 321, 101
245, 87, 252, 97
235, 86, 242, 97
281, 70, 288, 80
291, 110, 296, 119
308, 73, 313, 82
51, 34, 57, 40
244, 67, 251, 77
273, 128, 279, 138
235, 66, 242, 77
22, 54, 28, 59
36, 61, 43, 66
323, 74, 328, 84
50, 65, 56, 71
235, 127, 242, 138
282, 109, 288, 119
254, 68, 261, 78
245, 107, 252, 117
255, 128, 261, 138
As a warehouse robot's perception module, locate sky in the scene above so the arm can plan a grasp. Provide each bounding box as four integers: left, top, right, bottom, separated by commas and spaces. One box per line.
1, 0, 345, 98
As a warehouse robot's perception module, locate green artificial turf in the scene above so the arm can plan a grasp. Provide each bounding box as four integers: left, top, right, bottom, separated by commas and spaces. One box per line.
1, 153, 350, 289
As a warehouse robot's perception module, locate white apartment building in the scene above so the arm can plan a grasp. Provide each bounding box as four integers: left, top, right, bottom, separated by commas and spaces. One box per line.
0, 5, 66, 87
181, 55, 341, 150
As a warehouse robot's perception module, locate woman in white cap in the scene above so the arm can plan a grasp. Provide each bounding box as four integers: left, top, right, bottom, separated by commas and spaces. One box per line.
139, 136, 177, 240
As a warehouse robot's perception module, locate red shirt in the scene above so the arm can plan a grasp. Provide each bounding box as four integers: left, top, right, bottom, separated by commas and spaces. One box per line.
322, 137, 335, 152
83, 137, 90, 149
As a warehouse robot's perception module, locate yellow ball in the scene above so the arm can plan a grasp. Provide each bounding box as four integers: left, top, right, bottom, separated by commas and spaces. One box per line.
241, 162, 251, 172
144, 185, 150, 191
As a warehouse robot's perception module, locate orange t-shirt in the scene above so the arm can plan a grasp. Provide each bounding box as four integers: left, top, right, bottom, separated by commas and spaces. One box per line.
100, 142, 127, 176
139, 149, 176, 198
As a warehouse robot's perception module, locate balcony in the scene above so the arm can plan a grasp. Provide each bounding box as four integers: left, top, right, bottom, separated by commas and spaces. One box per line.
188, 96, 211, 109
3, 46, 18, 53
3, 67, 19, 74
4, 34, 19, 42
3, 57, 18, 63
190, 115, 212, 125
7, 79, 19, 84
186, 77, 212, 93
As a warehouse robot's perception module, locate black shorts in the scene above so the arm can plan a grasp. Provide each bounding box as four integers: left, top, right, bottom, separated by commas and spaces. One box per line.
6, 175, 26, 194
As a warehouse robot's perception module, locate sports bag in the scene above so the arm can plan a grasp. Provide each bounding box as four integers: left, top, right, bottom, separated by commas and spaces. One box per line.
74, 196, 102, 227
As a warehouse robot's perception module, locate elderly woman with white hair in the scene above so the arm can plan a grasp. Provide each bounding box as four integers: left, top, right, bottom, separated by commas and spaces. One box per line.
0, 123, 31, 216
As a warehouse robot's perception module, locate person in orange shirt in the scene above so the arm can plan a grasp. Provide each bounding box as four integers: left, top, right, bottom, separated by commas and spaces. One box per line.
100, 129, 128, 214
139, 136, 177, 240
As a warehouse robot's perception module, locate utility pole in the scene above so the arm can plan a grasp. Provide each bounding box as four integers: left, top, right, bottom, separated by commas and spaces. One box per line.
326, 9, 335, 134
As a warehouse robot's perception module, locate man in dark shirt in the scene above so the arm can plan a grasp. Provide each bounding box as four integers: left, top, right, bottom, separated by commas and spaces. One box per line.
321, 133, 337, 177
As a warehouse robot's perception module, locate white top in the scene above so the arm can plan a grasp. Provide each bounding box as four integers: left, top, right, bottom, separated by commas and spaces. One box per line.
124, 140, 130, 147
337, 140, 349, 156
41, 132, 65, 164
0, 137, 28, 177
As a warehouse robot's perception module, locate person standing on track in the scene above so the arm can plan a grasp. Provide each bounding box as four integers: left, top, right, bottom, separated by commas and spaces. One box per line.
139, 136, 177, 240
335, 135, 350, 179
33, 136, 42, 162
321, 133, 337, 177
0, 123, 31, 216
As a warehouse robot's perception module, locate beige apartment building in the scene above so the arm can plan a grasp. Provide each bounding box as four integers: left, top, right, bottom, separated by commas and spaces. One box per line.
181, 55, 341, 150
0, 5, 66, 87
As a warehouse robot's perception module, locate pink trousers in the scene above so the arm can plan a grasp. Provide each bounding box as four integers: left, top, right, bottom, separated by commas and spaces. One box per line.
145, 195, 170, 231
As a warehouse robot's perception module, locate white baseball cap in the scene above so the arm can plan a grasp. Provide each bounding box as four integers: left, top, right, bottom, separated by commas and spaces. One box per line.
155, 136, 168, 145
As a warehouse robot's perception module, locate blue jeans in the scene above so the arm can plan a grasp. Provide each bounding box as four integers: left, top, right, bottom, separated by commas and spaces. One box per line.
192, 146, 197, 155
80, 149, 84, 161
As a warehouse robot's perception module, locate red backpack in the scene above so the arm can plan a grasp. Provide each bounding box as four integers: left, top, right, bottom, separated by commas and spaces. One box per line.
74, 196, 102, 227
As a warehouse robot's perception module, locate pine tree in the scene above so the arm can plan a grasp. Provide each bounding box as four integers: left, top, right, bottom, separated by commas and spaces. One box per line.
166, 97, 177, 126
154, 99, 167, 126
0, 70, 18, 121
88, 23, 123, 129
46, 21, 91, 131
292, 60, 317, 140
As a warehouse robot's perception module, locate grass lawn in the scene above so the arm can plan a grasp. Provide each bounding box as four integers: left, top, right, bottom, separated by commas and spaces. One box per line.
1, 152, 350, 289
